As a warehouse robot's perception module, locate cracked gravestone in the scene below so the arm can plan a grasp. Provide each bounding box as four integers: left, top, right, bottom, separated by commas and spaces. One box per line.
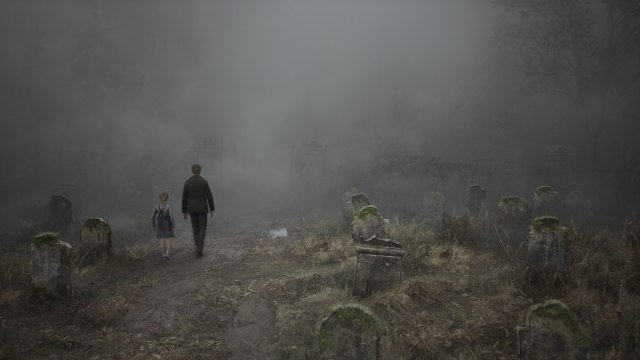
526, 216, 569, 287
317, 304, 380, 360
31, 232, 72, 299
516, 299, 587, 359
354, 237, 405, 297
532, 186, 560, 218
79, 218, 112, 265
47, 195, 73, 243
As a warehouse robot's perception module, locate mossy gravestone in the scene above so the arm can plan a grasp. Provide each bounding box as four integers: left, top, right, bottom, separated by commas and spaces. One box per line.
497, 196, 530, 245
31, 232, 72, 299
526, 216, 569, 287
317, 304, 380, 360
351, 205, 390, 243
80, 218, 112, 264
344, 192, 371, 231
47, 195, 73, 243
422, 192, 445, 220
516, 300, 587, 359
532, 186, 560, 218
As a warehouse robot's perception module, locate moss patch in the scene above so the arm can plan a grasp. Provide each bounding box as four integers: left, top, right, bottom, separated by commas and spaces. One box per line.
317, 304, 379, 352
357, 205, 380, 220
83, 218, 109, 231
532, 216, 560, 232
33, 232, 60, 248
500, 196, 527, 205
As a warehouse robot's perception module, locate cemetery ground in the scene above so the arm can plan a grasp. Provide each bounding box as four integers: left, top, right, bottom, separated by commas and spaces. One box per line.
1, 209, 640, 359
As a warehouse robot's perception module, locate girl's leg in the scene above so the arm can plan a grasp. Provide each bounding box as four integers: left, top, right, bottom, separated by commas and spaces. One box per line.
160, 238, 166, 257
165, 238, 173, 256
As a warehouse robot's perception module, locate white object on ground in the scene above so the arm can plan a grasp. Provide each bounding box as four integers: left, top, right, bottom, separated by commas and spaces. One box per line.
269, 228, 288, 239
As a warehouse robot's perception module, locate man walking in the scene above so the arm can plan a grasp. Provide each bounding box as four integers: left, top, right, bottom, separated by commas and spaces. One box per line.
182, 164, 215, 257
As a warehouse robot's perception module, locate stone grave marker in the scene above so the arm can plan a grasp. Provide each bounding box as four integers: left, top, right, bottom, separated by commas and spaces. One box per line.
343, 191, 371, 232
79, 218, 112, 264
354, 236, 405, 297
516, 299, 587, 359
351, 205, 390, 243
497, 196, 530, 245
467, 184, 486, 216
422, 192, 445, 220
31, 232, 72, 299
532, 185, 560, 218
317, 304, 380, 359
47, 195, 73, 243
526, 216, 569, 287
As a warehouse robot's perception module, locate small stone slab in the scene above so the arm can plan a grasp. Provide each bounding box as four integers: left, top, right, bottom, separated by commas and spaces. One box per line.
31, 232, 72, 299
79, 218, 112, 264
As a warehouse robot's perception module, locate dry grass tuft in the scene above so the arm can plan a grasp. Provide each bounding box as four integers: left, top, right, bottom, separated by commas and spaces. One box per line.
75, 295, 131, 327
390, 218, 433, 274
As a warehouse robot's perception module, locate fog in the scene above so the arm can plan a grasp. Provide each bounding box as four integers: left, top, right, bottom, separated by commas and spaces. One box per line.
1, 0, 639, 226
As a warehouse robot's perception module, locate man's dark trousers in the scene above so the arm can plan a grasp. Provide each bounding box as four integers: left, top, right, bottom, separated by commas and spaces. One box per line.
190, 213, 208, 256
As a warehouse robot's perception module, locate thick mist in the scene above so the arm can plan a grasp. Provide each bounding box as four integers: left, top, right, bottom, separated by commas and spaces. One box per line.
1, 0, 638, 227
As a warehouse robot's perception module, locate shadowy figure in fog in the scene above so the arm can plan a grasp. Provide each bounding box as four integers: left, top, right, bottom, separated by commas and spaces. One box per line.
152, 191, 175, 261
182, 164, 215, 257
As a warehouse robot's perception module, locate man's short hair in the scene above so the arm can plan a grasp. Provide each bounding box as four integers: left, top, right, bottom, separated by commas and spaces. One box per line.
191, 164, 202, 174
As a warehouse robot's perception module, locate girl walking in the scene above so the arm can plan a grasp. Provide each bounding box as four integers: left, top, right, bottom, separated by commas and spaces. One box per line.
152, 191, 175, 260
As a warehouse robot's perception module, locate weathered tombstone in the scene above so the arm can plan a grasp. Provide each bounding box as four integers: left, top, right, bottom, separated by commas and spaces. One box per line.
467, 184, 486, 216
422, 192, 445, 220
344, 191, 371, 232
516, 299, 587, 359
497, 196, 530, 245
79, 218, 112, 264
564, 191, 591, 218
317, 304, 380, 359
31, 232, 72, 299
47, 195, 73, 243
351, 205, 390, 243
354, 236, 405, 297
531, 185, 560, 218
526, 216, 569, 287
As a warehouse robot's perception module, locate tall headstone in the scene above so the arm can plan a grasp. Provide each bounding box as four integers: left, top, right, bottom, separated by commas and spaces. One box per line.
79, 218, 112, 264
354, 236, 405, 297
526, 216, 569, 287
351, 205, 390, 243
31, 232, 72, 299
422, 192, 445, 220
317, 304, 380, 360
467, 184, 486, 216
516, 300, 587, 359
532, 186, 560, 218
497, 196, 530, 245
47, 195, 73, 243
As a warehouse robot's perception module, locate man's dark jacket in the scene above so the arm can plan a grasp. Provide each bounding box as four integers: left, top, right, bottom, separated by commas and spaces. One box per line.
182, 175, 215, 214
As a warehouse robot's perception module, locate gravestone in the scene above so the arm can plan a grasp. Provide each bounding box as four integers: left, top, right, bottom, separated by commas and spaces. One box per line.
79, 218, 112, 264
354, 237, 405, 297
516, 300, 587, 359
497, 196, 530, 245
564, 191, 591, 218
31, 232, 72, 299
422, 192, 445, 220
317, 304, 380, 359
526, 216, 569, 287
351, 205, 390, 243
343, 191, 371, 232
467, 184, 486, 216
532, 186, 560, 218
47, 195, 73, 243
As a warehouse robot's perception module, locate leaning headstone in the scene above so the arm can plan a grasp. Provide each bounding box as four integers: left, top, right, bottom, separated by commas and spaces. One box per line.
516, 300, 587, 359
354, 236, 405, 297
422, 192, 445, 220
47, 195, 73, 243
467, 184, 486, 216
532, 185, 560, 218
497, 196, 530, 245
351, 205, 390, 243
526, 216, 569, 287
343, 191, 371, 232
79, 218, 112, 264
31, 232, 72, 299
317, 304, 380, 359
